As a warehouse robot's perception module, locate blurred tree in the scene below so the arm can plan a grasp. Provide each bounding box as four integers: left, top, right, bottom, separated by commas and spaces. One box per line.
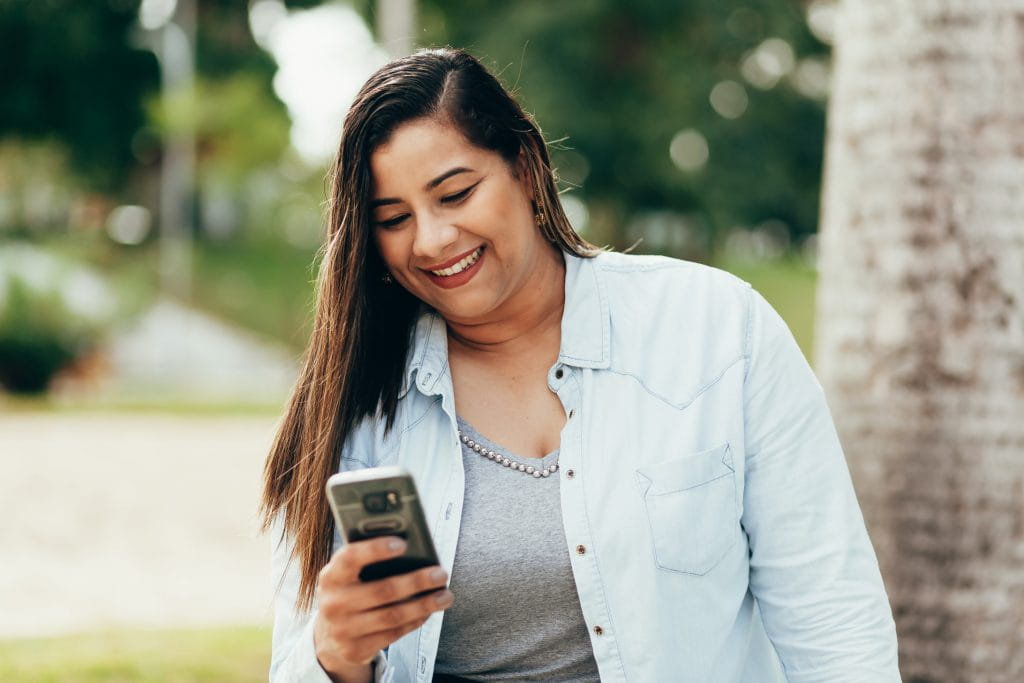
195, 0, 277, 77
0, 0, 159, 192
146, 70, 291, 238
359, 0, 830, 256
816, 1, 1024, 680
1, 0, 829, 252
0, 0, 297, 198
0, 139, 75, 234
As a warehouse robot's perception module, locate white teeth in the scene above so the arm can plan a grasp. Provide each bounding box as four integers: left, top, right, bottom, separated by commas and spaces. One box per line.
430, 247, 482, 277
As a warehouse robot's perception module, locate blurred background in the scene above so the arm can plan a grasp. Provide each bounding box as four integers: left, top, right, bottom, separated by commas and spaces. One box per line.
3, 0, 1018, 681
0, 0, 828, 677
0, 0, 827, 410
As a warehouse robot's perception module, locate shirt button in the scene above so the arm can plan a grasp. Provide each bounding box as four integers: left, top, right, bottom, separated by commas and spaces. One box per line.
576, 544, 586, 555
555, 368, 564, 379
593, 625, 604, 636
566, 469, 576, 479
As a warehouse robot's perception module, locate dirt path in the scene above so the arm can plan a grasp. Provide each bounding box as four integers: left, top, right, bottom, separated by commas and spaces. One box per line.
0, 413, 283, 638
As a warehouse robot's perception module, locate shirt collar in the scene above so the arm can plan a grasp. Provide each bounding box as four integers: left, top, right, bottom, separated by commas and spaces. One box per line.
402, 250, 610, 397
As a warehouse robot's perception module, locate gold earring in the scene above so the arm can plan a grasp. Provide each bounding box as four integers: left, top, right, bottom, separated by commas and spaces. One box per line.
535, 211, 546, 226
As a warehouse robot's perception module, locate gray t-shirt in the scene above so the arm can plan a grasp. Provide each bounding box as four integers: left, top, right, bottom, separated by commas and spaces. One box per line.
432, 417, 600, 682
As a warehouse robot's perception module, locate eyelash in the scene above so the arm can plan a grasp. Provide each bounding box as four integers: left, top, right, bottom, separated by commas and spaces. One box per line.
375, 184, 477, 229
442, 186, 474, 204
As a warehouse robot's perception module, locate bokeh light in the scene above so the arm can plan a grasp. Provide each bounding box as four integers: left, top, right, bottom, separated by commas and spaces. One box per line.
670, 129, 710, 172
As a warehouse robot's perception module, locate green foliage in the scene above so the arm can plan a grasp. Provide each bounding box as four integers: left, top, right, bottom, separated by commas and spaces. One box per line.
0, 246, 120, 394
0, 0, 289, 198
190, 239, 319, 350
194, 0, 278, 79
0, 625, 271, 683
147, 73, 291, 186
0, 139, 76, 235
0, 278, 83, 394
0, 0, 159, 192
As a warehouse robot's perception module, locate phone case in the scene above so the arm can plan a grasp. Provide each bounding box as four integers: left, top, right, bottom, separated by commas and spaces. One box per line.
326, 467, 440, 582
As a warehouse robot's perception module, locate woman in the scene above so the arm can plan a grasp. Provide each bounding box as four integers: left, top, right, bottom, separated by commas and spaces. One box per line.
263, 48, 900, 682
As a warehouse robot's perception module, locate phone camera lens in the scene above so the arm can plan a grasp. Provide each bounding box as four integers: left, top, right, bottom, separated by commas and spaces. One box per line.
363, 493, 387, 513
363, 490, 401, 514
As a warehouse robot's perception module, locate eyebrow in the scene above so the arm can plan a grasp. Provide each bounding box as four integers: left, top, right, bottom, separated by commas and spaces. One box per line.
370, 167, 474, 209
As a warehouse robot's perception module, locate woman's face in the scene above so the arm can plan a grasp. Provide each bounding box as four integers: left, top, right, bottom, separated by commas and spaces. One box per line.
369, 117, 552, 323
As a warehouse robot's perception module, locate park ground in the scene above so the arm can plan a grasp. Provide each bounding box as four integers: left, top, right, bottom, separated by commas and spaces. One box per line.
0, 412, 279, 682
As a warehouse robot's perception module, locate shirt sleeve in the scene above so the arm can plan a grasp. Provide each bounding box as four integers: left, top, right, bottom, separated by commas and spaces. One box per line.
268, 514, 390, 683
740, 288, 900, 682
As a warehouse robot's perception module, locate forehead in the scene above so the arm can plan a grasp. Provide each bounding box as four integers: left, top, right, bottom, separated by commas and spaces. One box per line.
370, 118, 499, 193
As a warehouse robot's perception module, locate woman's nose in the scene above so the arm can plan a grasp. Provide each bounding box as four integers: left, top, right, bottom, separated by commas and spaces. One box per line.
412, 214, 459, 261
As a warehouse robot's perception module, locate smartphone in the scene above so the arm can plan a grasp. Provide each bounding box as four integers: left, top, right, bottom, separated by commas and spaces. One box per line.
326, 466, 440, 582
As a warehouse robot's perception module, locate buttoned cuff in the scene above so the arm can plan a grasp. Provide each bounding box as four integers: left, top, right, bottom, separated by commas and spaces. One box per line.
292, 617, 333, 683
294, 618, 390, 683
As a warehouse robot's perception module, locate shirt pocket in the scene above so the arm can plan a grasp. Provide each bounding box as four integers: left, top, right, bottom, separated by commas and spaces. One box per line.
635, 443, 738, 576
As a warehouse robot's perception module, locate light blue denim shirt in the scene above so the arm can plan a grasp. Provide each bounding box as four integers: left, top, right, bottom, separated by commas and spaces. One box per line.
269, 250, 900, 683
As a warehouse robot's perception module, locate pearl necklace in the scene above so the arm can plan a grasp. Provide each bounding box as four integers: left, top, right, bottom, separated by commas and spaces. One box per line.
459, 432, 559, 478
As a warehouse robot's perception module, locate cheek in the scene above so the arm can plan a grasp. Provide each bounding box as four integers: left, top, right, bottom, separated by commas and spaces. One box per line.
484, 188, 534, 243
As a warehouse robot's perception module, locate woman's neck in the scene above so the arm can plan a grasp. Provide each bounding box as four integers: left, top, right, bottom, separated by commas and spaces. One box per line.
445, 247, 565, 361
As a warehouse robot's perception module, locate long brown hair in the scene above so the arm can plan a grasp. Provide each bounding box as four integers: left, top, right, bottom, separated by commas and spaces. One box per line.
261, 47, 598, 610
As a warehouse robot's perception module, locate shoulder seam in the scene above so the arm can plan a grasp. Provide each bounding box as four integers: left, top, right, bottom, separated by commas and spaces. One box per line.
340, 394, 440, 466
596, 261, 692, 274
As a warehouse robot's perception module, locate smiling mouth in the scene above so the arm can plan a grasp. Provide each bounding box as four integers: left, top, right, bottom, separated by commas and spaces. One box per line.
426, 247, 484, 277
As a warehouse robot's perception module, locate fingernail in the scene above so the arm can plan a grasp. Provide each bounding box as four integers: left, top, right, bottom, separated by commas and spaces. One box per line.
434, 590, 453, 606
429, 567, 447, 582
388, 538, 406, 552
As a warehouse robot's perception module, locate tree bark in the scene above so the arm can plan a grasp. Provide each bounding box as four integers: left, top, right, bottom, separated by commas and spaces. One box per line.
815, 1, 1024, 681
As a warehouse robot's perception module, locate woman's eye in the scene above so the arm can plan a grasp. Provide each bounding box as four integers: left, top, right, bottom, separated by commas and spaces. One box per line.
442, 185, 475, 204
376, 214, 408, 229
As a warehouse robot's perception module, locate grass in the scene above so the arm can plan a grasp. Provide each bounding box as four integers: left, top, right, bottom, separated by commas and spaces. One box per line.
21, 234, 319, 351
0, 625, 271, 683
190, 240, 319, 351
0, 393, 286, 416
28, 235, 160, 322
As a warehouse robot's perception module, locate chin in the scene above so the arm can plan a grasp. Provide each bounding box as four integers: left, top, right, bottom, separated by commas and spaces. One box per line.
431, 292, 499, 323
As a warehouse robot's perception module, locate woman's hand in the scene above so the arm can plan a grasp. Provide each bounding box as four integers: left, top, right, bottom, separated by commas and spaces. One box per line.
313, 537, 453, 682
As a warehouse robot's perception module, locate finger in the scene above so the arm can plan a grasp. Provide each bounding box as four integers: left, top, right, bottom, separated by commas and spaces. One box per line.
320, 536, 407, 587
342, 588, 454, 638
357, 613, 432, 656
341, 564, 450, 612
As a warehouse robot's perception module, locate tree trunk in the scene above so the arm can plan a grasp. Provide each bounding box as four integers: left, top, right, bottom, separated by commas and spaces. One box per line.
815, 2, 1024, 681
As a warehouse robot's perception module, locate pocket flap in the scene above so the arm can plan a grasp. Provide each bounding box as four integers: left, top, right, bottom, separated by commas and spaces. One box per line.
635, 443, 734, 496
